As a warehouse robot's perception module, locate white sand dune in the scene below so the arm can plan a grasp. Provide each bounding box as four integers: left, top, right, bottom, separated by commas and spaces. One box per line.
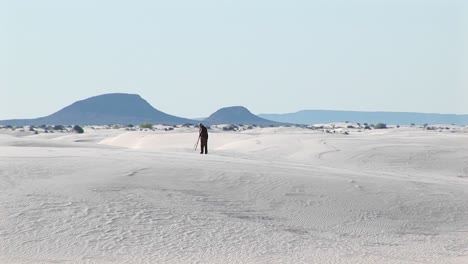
1, 126, 468, 263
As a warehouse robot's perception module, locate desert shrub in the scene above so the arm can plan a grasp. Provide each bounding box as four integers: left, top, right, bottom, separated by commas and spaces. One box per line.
223, 125, 238, 131
396, 125, 400, 128
410, 123, 415, 127
139, 123, 153, 129
374, 123, 387, 129
127, 124, 134, 128
53, 125, 65, 130
73, 125, 84, 134
347, 125, 355, 129
167, 127, 174, 131
364, 125, 371, 130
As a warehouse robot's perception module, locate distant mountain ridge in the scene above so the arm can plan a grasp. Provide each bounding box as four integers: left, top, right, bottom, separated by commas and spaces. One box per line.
2, 94, 466, 126
0, 94, 282, 126
0, 93, 197, 126
203, 106, 284, 126
259, 110, 468, 125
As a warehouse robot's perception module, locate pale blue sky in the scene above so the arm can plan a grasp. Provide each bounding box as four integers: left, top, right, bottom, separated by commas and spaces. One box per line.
1, 0, 467, 119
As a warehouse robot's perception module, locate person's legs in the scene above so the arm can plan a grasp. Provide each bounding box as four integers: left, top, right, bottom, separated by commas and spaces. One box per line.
200, 138, 207, 154
204, 138, 208, 154
200, 138, 205, 154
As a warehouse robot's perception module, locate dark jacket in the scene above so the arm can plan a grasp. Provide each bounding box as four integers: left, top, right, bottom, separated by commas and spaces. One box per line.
199, 125, 208, 139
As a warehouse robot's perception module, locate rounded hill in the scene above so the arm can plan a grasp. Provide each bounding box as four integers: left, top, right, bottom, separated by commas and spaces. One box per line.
203, 106, 283, 126
0, 93, 197, 126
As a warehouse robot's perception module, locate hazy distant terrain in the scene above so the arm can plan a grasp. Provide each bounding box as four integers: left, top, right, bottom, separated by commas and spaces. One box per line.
0, 94, 283, 126
259, 110, 468, 125
203, 106, 285, 126
2, 94, 467, 127
0, 93, 198, 126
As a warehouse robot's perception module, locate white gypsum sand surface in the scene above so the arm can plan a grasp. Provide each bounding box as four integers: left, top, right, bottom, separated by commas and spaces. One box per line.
1, 126, 468, 263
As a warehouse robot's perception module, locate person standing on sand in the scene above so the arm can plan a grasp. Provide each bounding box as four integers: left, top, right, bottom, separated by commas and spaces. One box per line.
198, 123, 209, 154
